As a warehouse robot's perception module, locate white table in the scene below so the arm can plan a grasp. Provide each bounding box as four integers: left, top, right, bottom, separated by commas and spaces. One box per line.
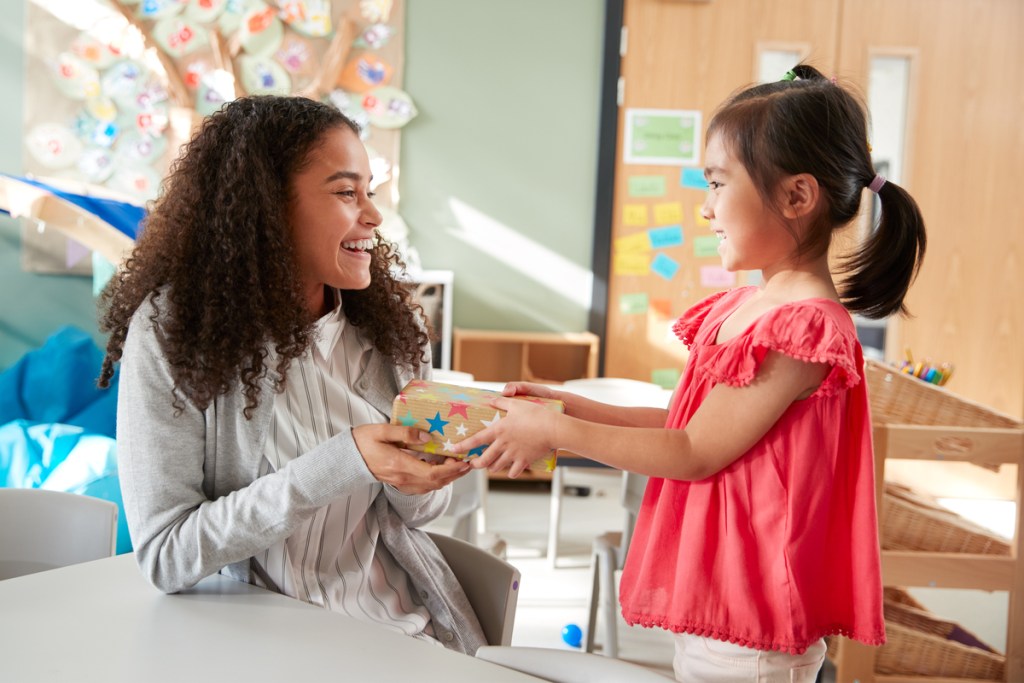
0, 554, 543, 682
546, 379, 672, 567
449, 377, 672, 567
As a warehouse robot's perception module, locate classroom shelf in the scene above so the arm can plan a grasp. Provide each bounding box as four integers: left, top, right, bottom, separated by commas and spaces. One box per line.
831, 361, 1024, 682
452, 329, 599, 384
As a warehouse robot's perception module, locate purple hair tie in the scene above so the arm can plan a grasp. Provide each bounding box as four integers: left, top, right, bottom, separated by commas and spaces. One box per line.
868, 174, 886, 193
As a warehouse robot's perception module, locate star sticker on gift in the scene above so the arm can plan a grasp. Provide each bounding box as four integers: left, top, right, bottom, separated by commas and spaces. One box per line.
447, 402, 469, 419
481, 411, 502, 429
426, 411, 450, 435
396, 392, 409, 404
397, 410, 418, 427
467, 445, 487, 458
423, 440, 438, 454
442, 438, 456, 453
455, 422, 468, 437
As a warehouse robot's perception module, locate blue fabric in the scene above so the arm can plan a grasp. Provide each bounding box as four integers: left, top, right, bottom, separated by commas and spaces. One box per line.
0, 326, 117, 438
0, 173, 146, 241
0, 420, 131, 554
0, 327, 131, 553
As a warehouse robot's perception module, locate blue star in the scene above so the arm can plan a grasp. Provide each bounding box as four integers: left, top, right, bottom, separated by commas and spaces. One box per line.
467, 445, 487, 458
398, 410, 418, 427
426, 411, 450, 435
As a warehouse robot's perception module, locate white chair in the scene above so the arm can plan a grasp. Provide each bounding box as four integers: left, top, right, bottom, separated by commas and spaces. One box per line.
0, 488, 118, 580
476, 645, 673, 682
427, 530, 521, 646
585, 470, 648, 658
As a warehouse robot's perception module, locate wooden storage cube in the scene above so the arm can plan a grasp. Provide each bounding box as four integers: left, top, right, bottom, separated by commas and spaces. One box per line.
453, 329, 598, 384
454, 337, 524, 383
525, 342, 595, 383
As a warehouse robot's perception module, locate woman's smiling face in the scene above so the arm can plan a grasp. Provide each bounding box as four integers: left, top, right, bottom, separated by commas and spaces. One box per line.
288, 125, 382, 316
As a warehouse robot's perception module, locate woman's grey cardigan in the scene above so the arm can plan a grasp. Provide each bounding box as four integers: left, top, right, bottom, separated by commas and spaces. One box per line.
116, 294, 486, 654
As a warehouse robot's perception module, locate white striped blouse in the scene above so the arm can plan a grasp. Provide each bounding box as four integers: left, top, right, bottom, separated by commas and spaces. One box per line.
252, 302, 434, 640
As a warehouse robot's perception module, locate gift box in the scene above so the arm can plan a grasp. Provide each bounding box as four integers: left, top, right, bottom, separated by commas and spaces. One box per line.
390, 379, 564, 472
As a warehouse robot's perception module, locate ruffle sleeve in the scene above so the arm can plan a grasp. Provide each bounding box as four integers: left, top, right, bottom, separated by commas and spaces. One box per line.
700, 302, 861, 397
671, 291, 731, 348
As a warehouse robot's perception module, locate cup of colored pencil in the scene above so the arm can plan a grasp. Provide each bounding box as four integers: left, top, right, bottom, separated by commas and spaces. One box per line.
897, 349, 953, 386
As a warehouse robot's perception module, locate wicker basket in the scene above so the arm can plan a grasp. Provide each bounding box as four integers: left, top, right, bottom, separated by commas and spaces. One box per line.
878, 601, 1005, 679
881, 482, 1011, 555
828, 590, 1006, 680
865, 360, 1020, 429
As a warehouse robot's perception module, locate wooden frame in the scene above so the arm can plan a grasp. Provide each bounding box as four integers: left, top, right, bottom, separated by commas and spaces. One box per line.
832, 363, 1024, 682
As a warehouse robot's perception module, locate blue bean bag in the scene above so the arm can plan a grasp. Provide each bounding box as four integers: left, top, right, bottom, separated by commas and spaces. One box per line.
0, 327, 130, 553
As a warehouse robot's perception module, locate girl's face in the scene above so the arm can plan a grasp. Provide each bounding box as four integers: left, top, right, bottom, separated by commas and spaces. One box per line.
701, 133, 794, 277
288, 126, 382, 317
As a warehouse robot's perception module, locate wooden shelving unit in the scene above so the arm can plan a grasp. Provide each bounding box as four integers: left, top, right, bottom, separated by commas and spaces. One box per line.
831, 361, 1024, 682
452, 329, 599, 384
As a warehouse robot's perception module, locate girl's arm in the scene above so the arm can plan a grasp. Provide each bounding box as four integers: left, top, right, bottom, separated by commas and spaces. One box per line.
501, 382, 669, 428
457, 351, 828, 479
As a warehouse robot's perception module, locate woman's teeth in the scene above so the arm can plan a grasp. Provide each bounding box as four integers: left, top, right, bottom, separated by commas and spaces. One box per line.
342, 238, 374, 252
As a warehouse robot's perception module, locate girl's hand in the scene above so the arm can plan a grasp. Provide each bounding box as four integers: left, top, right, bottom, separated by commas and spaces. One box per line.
454, 397, 560, 479
353, 423, 470, 494
501, 381, 565, 402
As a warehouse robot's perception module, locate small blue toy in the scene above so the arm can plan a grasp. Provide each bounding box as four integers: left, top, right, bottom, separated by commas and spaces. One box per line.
561, 623, 582, 648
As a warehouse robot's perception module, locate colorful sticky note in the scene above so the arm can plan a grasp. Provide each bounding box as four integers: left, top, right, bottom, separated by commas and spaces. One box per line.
647, 225, 684, 249
615, 231, 652, 254
700, 265, 737, 288
650, 253, 680, 280
623, 203, 648, 227
693, 235, 720, 258
681, 167, 709, 190
649, 298, 673, 319
652, 202, 683, 225
628, 175, 667, 198
613, 251, 650, 276
620, 292, 650, 315
694, 204, 710, 227
651, 368, 681, 390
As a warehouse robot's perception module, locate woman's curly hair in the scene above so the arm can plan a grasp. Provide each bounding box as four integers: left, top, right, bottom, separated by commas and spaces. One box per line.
98, 95, 429, 417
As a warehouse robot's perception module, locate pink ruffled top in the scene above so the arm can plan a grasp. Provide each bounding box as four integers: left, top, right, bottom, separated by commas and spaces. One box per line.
619, 287, 886, 654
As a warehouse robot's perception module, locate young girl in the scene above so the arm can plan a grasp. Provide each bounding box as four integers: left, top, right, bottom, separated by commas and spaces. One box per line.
456, 64, 926, 679
98, 95, 485, 653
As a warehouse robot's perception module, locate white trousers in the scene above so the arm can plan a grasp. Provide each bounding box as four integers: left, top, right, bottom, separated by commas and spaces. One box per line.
673, 633, 826, 682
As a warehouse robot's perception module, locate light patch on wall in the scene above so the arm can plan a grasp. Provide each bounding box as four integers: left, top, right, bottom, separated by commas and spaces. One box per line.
447, 196, 593, 310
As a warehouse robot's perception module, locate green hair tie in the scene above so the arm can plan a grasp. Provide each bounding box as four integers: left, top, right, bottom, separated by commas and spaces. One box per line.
780, 70, 797, 81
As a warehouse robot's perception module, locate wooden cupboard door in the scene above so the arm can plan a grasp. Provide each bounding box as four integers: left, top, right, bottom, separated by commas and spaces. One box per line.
837, 0, 1024, 419
605, 0, 841, 383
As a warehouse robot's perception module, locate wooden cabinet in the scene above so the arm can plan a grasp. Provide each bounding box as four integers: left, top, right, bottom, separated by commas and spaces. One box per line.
831, 361, 1024, 682
452, 329, 599, 384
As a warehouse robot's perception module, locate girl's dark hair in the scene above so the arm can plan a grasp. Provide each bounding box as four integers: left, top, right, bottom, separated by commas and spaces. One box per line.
707, 63, 926, 318
98, 95, 429, 417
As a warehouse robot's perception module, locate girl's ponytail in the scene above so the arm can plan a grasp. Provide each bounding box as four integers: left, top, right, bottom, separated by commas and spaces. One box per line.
840, 180, 927, 319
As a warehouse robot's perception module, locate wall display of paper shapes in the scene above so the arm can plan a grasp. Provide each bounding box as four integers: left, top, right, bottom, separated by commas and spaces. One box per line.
21, 0, 410, 274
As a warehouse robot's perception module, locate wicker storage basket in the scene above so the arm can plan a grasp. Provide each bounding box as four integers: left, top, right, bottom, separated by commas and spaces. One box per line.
828, 590, 1006, 680
878, 601, 1005, 679
865, 360, 1020, 429
881, 482, 1011, 555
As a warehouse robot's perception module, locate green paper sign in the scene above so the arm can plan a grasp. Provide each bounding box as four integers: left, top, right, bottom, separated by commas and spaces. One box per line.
628, 175, 667, 197
624, 109, 702, 166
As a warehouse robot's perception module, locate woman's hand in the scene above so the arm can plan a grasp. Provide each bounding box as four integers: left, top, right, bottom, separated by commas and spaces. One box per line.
353, 424, 470, 494
453, 396, 560, 479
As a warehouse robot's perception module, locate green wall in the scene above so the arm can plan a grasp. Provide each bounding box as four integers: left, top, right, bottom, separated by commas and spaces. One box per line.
0, 1, 606, 370
401, 0, 604, 333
